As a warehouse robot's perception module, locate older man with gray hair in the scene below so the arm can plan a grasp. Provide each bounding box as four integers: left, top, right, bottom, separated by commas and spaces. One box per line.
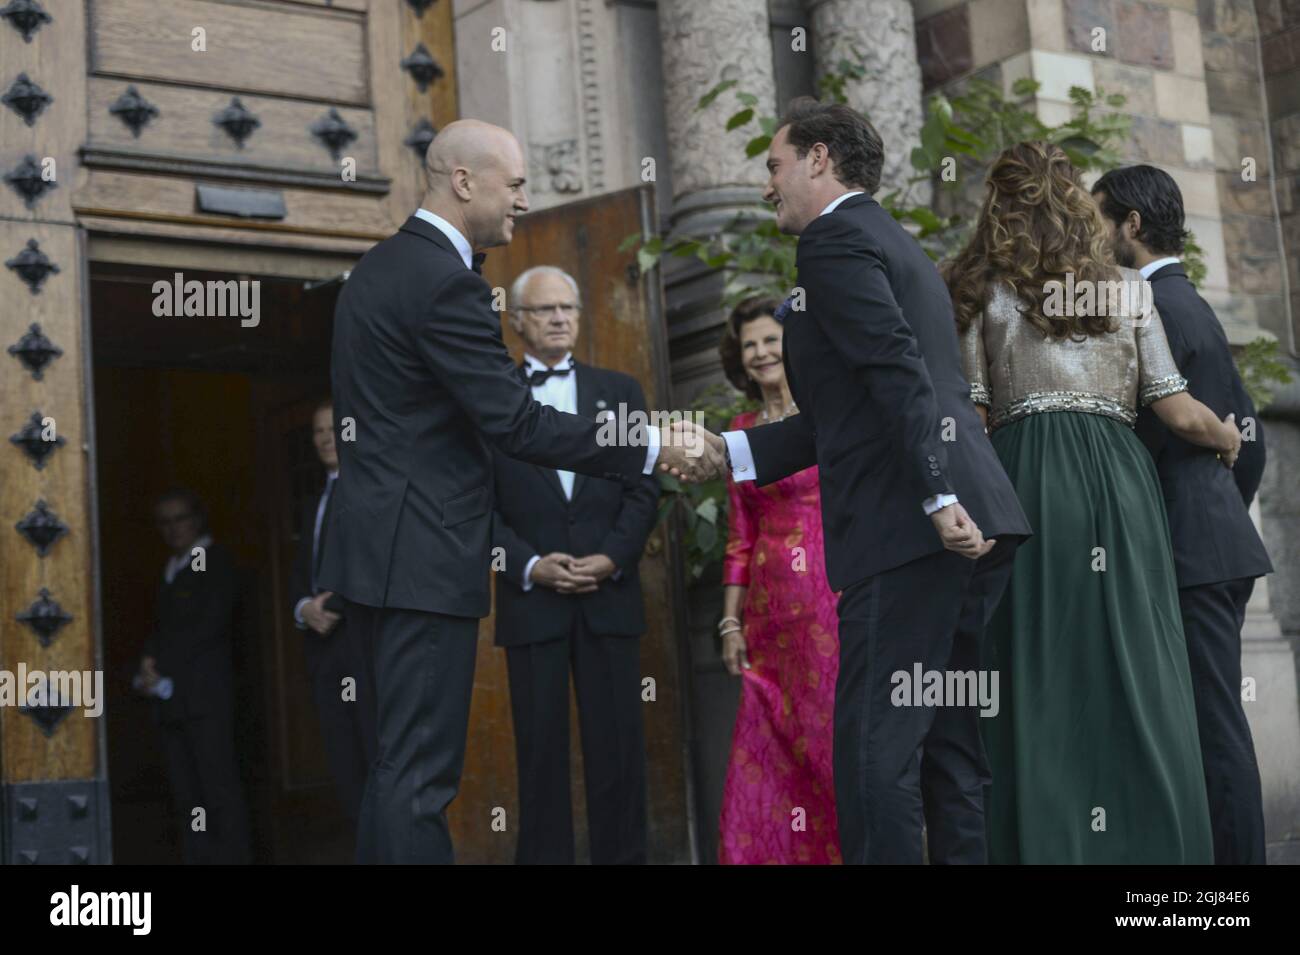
490, 264, 661, 864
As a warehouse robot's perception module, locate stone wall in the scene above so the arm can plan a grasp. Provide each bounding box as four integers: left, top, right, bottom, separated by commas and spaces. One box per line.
915, 0, 1239, 302
454, 0, 673, 216
1198, 0, 1293, 343
1256, 0, 1300, 346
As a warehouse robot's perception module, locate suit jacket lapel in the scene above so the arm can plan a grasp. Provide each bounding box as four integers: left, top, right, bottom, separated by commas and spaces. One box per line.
570, 363, 591, 502
535, 461, 569, 505
398, 215, 463, 265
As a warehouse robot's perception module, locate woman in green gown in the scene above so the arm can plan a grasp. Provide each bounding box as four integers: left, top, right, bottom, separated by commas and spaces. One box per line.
945, 142, 1239, 863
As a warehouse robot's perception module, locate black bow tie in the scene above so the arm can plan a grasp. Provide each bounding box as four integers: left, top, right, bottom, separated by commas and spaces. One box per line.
471, 252, 486, 275
521, 363, 573, 387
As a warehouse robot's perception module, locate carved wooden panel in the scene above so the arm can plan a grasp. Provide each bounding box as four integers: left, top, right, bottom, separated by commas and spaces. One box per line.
1, 0, 97, 789
76, 169, 397, 241
89, 0, 370, 105
1, 224, 97, 782
86, 80, 382, 187
72, 0, 460, 245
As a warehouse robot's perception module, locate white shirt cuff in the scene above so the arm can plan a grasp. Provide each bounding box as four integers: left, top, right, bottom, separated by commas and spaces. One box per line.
722, 431, 756, 483
642, 424, 660, 475
293, 596, 311, 630
923, 493, 959, 516
521, 554, 540, 592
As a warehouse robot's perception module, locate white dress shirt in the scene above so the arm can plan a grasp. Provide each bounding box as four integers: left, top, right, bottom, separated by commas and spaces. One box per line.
719, 190, 955, 515
820, 190, 864, 215
1139, 256, 1180, 280
525, 352, 578, 500
414, 207, 473, 269
520, 354, 576, 591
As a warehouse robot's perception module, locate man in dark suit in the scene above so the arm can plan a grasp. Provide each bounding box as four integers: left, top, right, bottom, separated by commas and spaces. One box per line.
318, 119, 701, 864
1094, 165, 1272, 864
491, 265, 660, 865
672, 99, 1031, 864
288, 397, 377, 834
136, 488, 251, 864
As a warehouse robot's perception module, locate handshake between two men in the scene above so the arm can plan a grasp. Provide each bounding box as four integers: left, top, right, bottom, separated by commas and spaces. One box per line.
653, 418, 996, 562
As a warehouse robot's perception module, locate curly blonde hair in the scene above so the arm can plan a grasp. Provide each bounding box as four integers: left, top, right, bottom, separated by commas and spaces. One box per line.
945, 141, 1120, 340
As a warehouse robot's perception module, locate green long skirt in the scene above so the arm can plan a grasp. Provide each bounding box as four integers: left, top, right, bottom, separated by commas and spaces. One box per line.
982, 411, 1213, 864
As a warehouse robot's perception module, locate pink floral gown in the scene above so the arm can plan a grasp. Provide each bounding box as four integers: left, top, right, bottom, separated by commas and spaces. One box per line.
718, 410, 842, 864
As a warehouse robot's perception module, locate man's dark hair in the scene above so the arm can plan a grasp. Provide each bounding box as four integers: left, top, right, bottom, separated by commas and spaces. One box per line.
313, 395, 333, 417
1091, 165, 1189, 255
779, 96, 884, 194
155, 486, 208, 532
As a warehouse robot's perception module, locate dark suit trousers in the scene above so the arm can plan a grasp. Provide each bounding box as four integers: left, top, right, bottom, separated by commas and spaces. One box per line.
833, 538, 1018, 865
304, 621, 378, 826
506, 617, 647, 864
158, 711, 251, 865
348, 601, 479, 864
1179, 577, 1266, 864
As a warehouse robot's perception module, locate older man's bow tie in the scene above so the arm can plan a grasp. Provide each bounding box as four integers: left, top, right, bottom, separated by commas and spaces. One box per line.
521, 362, 573, 387
471, 252, 487, 275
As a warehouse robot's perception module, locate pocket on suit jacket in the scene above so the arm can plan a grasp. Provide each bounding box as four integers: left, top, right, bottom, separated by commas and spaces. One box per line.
442, 487, 488, 527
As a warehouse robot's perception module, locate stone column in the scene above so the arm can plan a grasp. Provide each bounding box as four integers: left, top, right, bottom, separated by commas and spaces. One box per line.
1243, 495, 1300, 855
656, 0, 779, 864
657, 0, 778, 234
1254, 403, 1300, 857
810, 0, 931, 203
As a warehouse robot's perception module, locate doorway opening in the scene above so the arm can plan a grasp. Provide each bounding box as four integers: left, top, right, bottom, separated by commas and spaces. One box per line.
89, 258, 350, 863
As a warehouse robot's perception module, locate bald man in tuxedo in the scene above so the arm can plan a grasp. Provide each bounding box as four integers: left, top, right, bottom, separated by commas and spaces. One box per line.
319, 120, 714, 864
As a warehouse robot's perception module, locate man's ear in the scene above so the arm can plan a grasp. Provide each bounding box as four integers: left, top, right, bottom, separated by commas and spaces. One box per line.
1125, 208, 1142, 239
811, 142, 831, 177
451, 166, 472, 202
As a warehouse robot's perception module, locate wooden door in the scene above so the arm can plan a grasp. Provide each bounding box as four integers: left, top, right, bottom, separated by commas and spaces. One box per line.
452, 184, 693, 863
94, 364, 262, 863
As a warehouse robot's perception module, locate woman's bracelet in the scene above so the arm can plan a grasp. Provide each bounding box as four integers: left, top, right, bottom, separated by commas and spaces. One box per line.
717, 616, 741, 631
719, 625, 742, 638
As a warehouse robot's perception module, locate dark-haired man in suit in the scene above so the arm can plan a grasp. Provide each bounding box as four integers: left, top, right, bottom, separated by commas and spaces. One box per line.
668, 98, 1031, 865
289, 397, 377, 836
491, 265, 659, 865
1094, 165, 1272, 864
318, 119, 712, 864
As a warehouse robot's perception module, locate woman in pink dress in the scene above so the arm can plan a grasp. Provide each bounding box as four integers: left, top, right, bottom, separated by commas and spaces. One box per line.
716, 296, 842, 865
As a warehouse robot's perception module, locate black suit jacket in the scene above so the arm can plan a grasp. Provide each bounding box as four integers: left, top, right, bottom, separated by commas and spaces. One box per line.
1134, 262, 1272, 588
744, 194, 1031, 591
143, 541, 238, 722
318, 215, 648, 618
491, 362, 660, 647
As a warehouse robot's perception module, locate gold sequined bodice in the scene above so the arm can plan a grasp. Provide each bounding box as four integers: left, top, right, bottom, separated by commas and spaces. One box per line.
959, 267, 1187, 430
